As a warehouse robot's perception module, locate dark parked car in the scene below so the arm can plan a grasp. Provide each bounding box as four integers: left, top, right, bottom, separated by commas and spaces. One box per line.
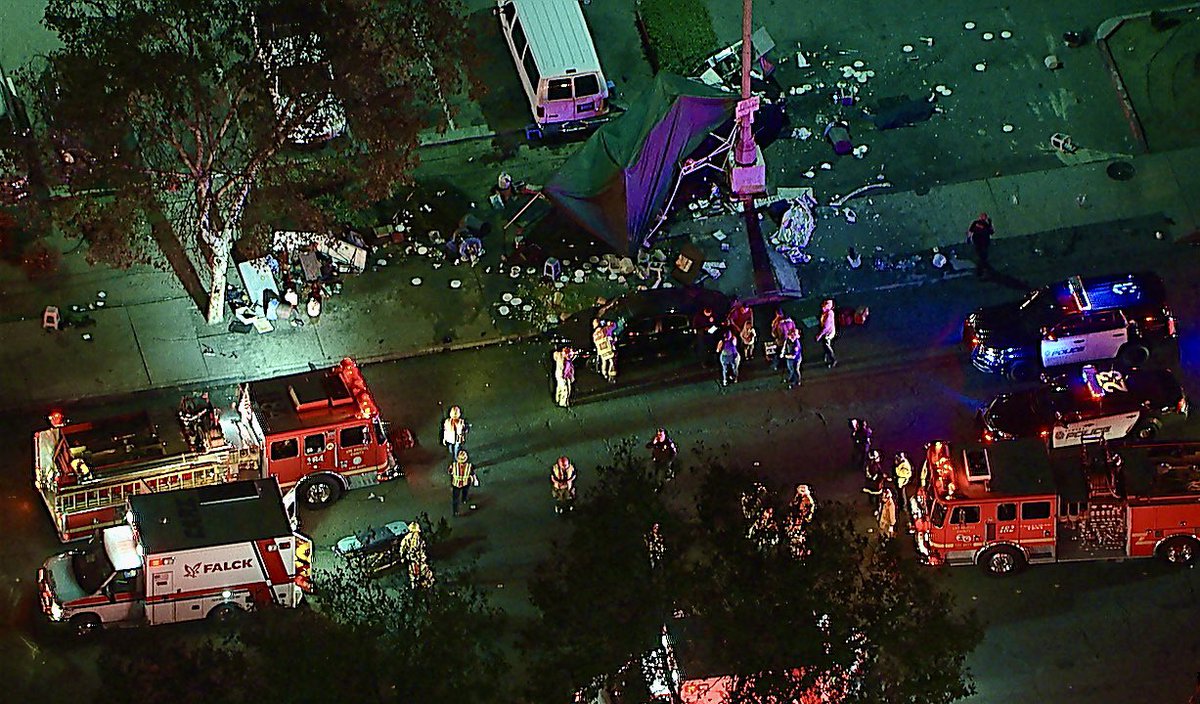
979, 363, 1187, 449
963, 272, 1176, 380
549, 287, 732, 370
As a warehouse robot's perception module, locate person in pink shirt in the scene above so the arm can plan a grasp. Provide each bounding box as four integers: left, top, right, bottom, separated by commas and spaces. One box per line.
816, 299, 838, 368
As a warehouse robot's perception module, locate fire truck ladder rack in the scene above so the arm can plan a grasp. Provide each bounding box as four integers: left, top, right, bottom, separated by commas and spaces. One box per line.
51, 447, 244, 517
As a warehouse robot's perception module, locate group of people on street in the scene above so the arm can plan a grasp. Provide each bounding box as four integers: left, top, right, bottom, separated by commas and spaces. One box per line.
768, 298, 839, 390
443, 405, 680, 518
849, 418, 918, 540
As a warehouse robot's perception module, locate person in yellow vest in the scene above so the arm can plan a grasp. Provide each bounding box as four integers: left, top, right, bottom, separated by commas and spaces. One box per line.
550, 456, 577, 514
893, 451, 913, 515
448, 450, 476, 516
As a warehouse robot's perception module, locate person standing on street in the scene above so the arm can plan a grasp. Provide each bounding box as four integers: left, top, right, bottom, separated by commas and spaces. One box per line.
893, 451, 913, 516
646, 428, 678, 480
448, 450, 476, 517
816, 299, 838, 368
717, 328, 742, 386
781, 327, 803, 389
877, 487, 898, 540
442, 406, 469, 460
550, 456, 577, 514
726, 297, 753, 340
967, 212, 994, 277
553, 347, 576, 408
592, 319, 618, 383
863, 449, 885, 506
739, 320, 757, 361
771, 308, 796, 370
849, 418, 873, 473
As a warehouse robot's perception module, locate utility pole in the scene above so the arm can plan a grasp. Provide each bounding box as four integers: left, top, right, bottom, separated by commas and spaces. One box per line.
728, 0, 775, 295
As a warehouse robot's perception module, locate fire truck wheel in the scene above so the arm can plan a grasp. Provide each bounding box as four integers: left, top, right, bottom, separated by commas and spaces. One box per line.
70, 614, 102, 637
1133, 418, 1162, 441
300, 475, 343, 509
1158, 536, 1199, 567
1007, 361, 1035, 382
1118, 343, 1150, 366
979, 546, 1025, 576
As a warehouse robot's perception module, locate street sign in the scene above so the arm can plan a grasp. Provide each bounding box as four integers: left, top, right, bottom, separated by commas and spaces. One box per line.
735, 96, 760, 120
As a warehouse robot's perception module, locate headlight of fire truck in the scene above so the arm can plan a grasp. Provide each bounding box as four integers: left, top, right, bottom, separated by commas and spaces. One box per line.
49, 599, 64, 621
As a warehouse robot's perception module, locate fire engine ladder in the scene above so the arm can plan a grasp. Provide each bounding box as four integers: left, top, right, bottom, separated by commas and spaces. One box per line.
56, 452, 235, 515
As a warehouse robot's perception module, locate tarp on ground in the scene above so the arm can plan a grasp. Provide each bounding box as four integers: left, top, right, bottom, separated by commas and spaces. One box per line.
544, 74, 738, 257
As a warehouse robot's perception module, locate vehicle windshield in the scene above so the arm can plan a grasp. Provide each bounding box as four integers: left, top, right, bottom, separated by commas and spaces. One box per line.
71, 537, 116, 595
931, 501, 947, 529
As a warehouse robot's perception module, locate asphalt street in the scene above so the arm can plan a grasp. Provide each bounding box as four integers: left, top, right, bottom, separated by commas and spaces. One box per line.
2, 217, 1199, 701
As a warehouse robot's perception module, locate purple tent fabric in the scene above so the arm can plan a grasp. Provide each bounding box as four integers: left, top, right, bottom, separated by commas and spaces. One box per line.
544, 74, 737, 256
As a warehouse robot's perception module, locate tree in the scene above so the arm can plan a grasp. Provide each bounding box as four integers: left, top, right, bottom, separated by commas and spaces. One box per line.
527, 450, 982, 704
525, 442, 687, 703
93, 562, 511, 704
33, 0, 473, 322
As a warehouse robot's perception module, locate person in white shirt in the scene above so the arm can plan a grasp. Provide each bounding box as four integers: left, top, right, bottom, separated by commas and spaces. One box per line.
816, 299, 838, 368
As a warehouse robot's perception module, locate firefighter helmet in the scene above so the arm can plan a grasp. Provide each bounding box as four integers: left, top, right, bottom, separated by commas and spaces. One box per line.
449, 406, 461, 419
457, 450, 469, 462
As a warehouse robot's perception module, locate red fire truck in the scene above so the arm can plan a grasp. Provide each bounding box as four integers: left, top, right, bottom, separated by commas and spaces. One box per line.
38, 478, 312, 636
913, 439, 1200, 575
34, 357, 400, 541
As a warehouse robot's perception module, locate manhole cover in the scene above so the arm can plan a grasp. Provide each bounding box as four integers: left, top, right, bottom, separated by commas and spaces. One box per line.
1107, 161, 1135, 181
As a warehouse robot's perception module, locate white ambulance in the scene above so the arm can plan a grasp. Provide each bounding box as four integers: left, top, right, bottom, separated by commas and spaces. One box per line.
38, 479, 312, 636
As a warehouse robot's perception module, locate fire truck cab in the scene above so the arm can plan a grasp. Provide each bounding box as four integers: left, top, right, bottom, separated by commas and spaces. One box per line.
241, 357, 399, 508
38, 479, 312, 636
914, 440, 1200, 575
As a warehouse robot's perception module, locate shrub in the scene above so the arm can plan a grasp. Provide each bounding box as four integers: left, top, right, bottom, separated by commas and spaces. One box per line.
637, 0, 718, 75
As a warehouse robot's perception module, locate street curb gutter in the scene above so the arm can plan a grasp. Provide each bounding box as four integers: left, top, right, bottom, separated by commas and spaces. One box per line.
1096, 3, 1200, 154
0, 329, 535, 417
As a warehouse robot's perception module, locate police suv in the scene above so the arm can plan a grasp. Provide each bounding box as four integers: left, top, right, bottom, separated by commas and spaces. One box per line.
979, 363, 1188, 448
963, 272, 1176, 380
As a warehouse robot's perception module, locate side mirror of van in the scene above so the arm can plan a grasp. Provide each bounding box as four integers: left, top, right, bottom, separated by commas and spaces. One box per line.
102, 583, 115, 603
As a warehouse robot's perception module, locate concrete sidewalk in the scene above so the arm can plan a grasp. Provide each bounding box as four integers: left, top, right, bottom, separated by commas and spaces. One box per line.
1, 142, 1197, 411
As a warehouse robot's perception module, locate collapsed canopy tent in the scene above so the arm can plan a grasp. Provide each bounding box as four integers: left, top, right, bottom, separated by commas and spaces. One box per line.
544, 74, 738, 257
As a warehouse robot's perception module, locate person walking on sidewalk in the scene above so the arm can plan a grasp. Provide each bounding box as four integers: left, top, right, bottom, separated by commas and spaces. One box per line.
448, 450, 476, 517
552, 347, 576, 408
771, 308, 796, 370
550, 455, 577, 514
442, 406, 469, 460
967, 212, 994, 277
816, 299, 839, 368
593, 318, 618, 383
717, 329, 742, 386
781, 327, 803, 389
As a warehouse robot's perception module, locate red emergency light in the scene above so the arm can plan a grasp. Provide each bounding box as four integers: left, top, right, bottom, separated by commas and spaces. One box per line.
337, 358, 379, 419
48, 410, 66, 428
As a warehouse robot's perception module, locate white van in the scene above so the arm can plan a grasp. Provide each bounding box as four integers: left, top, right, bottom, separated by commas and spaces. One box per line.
497, 0, 609, 128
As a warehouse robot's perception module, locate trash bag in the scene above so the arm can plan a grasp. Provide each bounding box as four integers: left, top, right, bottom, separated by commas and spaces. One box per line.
228, 319, 254, 334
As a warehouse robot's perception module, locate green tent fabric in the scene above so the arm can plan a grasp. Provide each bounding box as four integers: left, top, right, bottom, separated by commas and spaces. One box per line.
544, 74, 737, 256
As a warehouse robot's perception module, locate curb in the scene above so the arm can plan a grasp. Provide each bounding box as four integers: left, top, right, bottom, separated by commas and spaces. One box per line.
0, 328, 537, 416
1095, 3, 1200, 154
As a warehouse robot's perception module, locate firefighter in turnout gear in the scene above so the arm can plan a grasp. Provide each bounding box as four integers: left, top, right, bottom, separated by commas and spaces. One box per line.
550, 456, 577, 514
399, 522, 435, 589
448, 450, 476, 516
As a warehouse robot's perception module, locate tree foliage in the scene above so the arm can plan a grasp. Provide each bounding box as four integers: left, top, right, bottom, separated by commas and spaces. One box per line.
93, 563, 510, 704
32, 0, 474, 321
528, 449, 982, 704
